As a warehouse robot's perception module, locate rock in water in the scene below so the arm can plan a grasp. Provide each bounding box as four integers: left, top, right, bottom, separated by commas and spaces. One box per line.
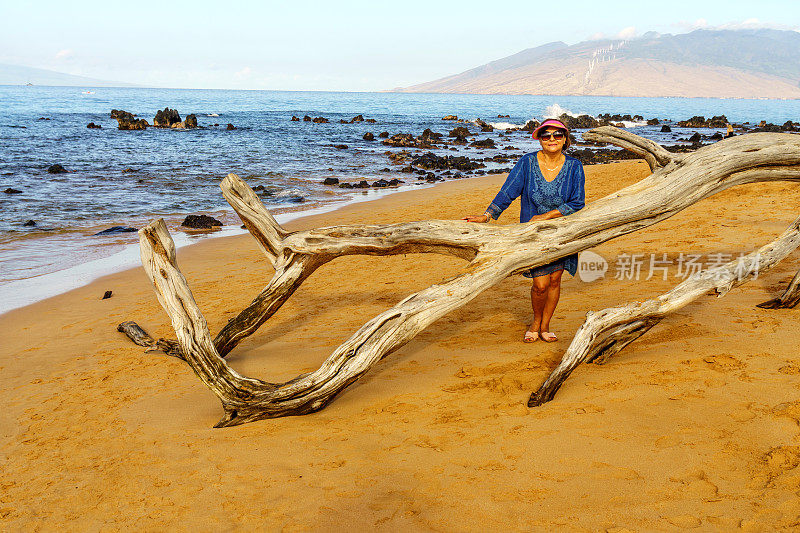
290, 116, 300, 121
117, 117, 148, 130
350, 114, 364, 123
184, 114, 198, 128
23, 219, 36, 226
47, 164, 67, 174
442, 115, 458, 121
226, 123, 236, 130
153, 107, 181, 128
181, 215, 223, 229
86, 122, 102, 129
660, 125, 672, 132
322, 177, 339, 185
363, 132, 374, 141
110, 109, 135, 120
94, 226, 137, 235
4, 188, 22, 194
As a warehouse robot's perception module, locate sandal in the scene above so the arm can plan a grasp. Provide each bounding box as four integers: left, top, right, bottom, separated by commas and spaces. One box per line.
523, 330, 539, 343
540, 331, 558, 343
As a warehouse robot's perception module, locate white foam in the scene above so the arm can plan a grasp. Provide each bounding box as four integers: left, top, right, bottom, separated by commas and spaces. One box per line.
543, 103, 588, 119
487, 121, 521, 129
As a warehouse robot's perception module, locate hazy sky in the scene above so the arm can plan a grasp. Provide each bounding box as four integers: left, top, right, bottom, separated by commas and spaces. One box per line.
2, 0, 798, 91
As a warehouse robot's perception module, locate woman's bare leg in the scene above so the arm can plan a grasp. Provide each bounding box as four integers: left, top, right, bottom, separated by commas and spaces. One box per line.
529, 274, 550, 335
540, 269, 563, 337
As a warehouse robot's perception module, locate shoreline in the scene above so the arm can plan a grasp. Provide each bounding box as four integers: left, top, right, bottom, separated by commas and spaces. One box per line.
0, 180, 434, 316
3, 160, 800, 529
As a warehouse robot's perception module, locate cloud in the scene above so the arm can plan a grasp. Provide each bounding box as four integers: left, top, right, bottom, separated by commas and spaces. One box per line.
234, 66, 252, 79
587, 32, 605, 41
674, 18, 799, 32
54, 49, 74, 60
616, 26, 637, 40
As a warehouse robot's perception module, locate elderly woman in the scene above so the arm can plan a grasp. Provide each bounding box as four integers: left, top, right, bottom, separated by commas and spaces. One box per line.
464, 118, 585, 343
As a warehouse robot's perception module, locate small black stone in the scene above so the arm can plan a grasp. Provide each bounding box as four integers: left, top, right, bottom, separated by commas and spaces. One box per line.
4, 188, 22, 194
94, 226, 137, 236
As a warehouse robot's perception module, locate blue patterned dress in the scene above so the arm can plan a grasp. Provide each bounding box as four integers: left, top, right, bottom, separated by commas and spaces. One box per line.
485, 152, 586, 278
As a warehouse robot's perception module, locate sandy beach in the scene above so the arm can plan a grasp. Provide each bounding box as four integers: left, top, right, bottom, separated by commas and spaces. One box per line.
2, 160, 800, 530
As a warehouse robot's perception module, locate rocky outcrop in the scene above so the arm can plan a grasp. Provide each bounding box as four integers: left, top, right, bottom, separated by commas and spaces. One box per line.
448, 126, 471, 137
117, 117, 148, 130
521, 120, 539, 132
184, 114, 198, 128
441, 115, 458, 120
350, 115, 364, 122
660, 125, 672, 132
363, 132, 374, 141
86, 122, 102, 129
291, 116, 300, 121
181, 214, 223, 229
677, 115, 729, 128
470, 138, 495, 148
322, 177, 339, 185
110, 109, 135, 120
411, 152, 484, 172
4, 187, 22, 194
558, 113, 600, 129
312, 117, 329, 123
153, 108, 181, 128
226, 123, 236, 130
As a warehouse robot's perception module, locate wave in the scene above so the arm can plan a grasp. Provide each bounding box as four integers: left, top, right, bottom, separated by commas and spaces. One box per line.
206, 113, 219, 117
487, 121, 522, 129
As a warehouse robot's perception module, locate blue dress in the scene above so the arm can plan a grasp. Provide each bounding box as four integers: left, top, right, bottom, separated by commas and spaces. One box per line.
485, 152, 586, 277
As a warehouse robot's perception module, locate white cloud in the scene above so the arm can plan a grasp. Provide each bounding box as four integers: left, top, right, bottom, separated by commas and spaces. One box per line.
588, 32, 605, 41
674, 18, 799, 33
234, 66, 252, 79
616, 26, 637, 40
54, 49, 73, 60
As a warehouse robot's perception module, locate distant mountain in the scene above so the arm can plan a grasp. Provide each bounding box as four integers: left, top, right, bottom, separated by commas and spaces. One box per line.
0, 63, 138, 87
396, 29, 800, 99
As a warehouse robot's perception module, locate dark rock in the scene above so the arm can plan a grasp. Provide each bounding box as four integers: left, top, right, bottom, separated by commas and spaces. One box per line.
86, 122, 102, 129
110, 109, 134, 120
350, 114, 364, 123
94, 226, 137, 235
566, 148, 643, 165
382, 133, 418, 148
677, 115, 728, 128
122, 168, 136, 173
497, 114, 510, 118
102, 290, 113, 300
365, 118, 377, 123
226, 123, 236, 130
363, 132, 375, 141
4, 188, 22, 194
355, 180, 370, 188
339, 182, 353, 189
388, 179, 403, 186
38, 117, 51, 121
470, 138, 495, 148
312, 117, 329, 123
323, 177, 340, 185
751, 123, 782, 133
117, 117, 148, 130
339, 119, 349, 124
184, 114, 198, 128
502, 145, 518, 150
647, 118, 660, 125
181, 215, 223, 229
660, 125, 672, 133
449, 126, 471, 137
441, 115, 458, 121
303, 115, 312, 122
411, 152, 484, 172
334, 144, 348, 149
709, 132, 723, 140
23, 219, 36, 226
47, 164, 67, 174
558, 113, 599, 129
521, 120, 540, 132
372, 179, 389, 188
378, 131, 389, 138
153, 107, 181, 128
420, 128, 442, 142
782, 121, 799, 132
291, 116, 300, 121
481, 124, 494, 132
688, 132, 702, 143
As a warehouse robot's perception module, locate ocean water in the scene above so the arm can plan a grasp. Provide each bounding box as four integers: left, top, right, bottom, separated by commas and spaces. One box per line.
1, 85, 799, 312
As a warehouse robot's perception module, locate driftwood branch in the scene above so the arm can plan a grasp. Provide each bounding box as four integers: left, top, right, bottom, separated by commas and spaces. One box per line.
583, 125, 682, 171
529, 215, 800, 406
757, 268, 800, 309
126, 128, 800, 426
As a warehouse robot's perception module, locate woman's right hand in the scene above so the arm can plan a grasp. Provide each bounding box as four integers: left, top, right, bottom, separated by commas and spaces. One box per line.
462, 214, 491, 223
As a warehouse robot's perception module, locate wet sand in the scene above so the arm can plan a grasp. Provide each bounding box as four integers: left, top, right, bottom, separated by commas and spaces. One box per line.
2, 160, 800, 530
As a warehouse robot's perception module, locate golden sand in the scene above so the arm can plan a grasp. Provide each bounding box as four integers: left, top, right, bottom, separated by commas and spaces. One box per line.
2, 160, 799, 530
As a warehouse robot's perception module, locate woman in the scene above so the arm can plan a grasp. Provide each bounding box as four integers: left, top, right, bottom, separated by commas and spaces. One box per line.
463, 118, 585, 343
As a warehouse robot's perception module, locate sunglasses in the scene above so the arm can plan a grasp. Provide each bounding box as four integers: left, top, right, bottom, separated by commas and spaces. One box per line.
539, 130, 566, 141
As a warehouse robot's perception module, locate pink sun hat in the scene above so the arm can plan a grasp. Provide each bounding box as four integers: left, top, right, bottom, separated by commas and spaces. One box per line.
531, 118, 571, 149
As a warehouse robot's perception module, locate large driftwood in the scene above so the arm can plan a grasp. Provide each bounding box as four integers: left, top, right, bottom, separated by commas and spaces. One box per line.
529, 216, 800, 406
128, 128, 800, 426
757, 268, 800, 309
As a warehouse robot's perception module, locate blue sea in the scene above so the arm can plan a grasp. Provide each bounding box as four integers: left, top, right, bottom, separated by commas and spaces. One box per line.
1, 85, 799, 312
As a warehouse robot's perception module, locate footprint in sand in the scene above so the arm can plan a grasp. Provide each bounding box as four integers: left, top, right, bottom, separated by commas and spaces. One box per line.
702, 353, 744, 372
